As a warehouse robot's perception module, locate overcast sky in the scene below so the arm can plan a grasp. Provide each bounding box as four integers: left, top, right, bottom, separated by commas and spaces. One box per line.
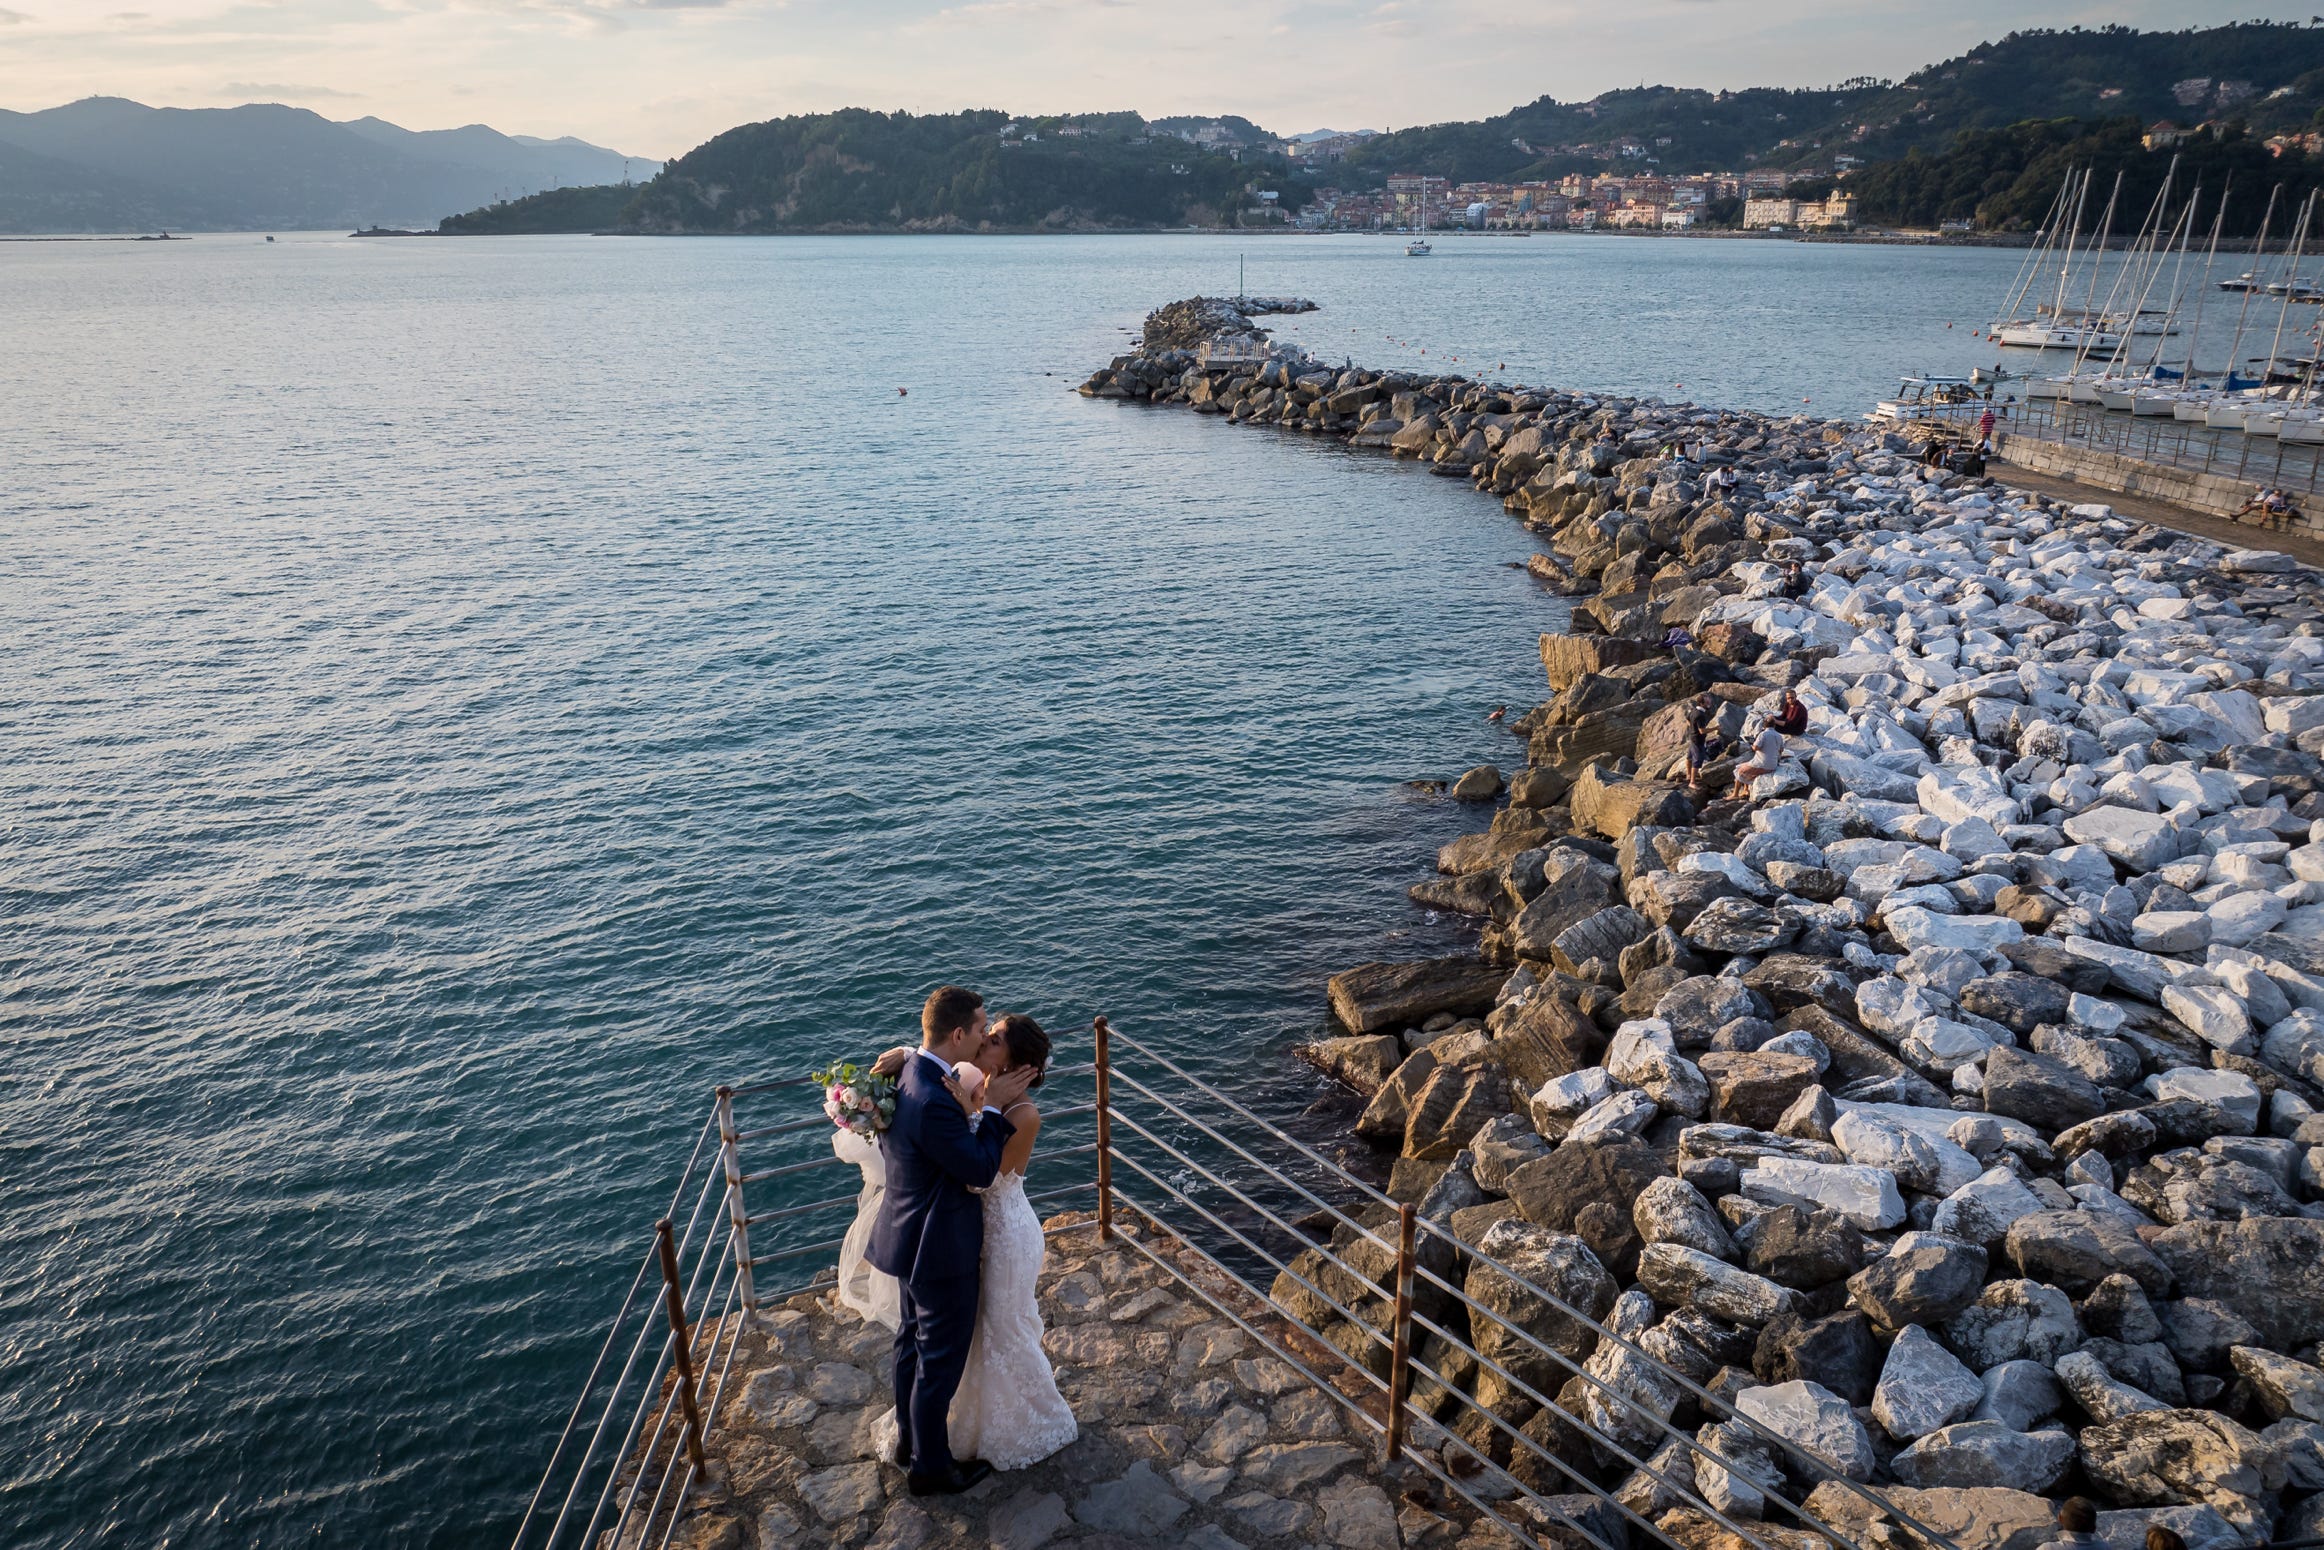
0, 0, 2309, 160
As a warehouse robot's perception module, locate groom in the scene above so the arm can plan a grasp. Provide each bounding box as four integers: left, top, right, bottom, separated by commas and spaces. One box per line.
865, 985, 1035, 1496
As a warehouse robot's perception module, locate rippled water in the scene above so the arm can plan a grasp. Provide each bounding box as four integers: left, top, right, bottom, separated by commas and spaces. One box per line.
0, 231, 2020, 1549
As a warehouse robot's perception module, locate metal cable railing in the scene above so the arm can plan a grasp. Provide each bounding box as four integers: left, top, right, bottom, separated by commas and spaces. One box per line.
512, 1054, 1098, 1550
515, 1022, 1967, 1550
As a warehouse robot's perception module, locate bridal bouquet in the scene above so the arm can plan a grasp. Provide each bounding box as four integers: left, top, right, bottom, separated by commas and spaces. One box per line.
810, 1060, 899, 1138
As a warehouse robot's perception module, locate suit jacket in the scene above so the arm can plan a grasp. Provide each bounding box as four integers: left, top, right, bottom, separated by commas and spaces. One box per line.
864, 1053, 1016, 1285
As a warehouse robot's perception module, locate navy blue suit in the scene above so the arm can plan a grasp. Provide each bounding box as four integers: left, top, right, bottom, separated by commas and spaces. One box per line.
865, 1053, 1014, 1477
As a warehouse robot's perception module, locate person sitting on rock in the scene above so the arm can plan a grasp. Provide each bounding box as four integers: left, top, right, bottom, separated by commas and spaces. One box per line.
2036, 1497, 2104, 1550
1729, 721, 1786, 799
1777, 560, 1810, 599
1769, 688, 1808, 737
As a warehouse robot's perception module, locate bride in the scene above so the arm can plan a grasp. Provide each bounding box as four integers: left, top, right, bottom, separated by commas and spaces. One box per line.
862, 1013, 1077, 1472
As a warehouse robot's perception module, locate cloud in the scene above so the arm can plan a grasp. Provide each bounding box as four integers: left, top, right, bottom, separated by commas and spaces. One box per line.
0, 7, 29, 22
221, 80, 364, 98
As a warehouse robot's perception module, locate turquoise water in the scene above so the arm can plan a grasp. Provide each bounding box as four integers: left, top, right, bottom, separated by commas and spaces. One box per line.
0, 232, 2021, 1549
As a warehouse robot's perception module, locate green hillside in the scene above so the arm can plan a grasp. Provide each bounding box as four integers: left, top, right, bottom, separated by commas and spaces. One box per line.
1848, 117, 2324, 235
1341, 22, 2324, 184
620, 109, 1310, 233
437, 183, 638, 234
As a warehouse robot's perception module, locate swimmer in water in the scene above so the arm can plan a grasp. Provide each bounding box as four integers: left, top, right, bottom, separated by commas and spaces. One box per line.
1486, 706, 1507, 723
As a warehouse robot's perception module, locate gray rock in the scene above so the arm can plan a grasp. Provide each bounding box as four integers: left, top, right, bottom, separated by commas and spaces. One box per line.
1974, 1359, 2065, 1431
1744, 1204, 1874, 1290
2157, 1298, 2264, 1372
1314, 1478, 1398, 1550
1958, 973, 2072, 1036
2120, 1149, 2300, 1224
1633, 1175, 1735, 1260
2147, 1216, 2324, 1348
1984, 1045, 2107, 1132
1873, 1323, 1986, 1441
1466, 1220, 1617, 1403
1945, 1279, 2083, 1369
1635, 1242, 1794, 1325
1471, 1112, 1553, 1193
1753, 1307, 1879, 1404
1735, 1378, 1877, 1481
1235, 1440, 1361, 1491
1933, 1167, 2047, 1248
2055, 1349, 2167, 1422
1776, 1084, 1838, 1142
797, 1462, 886, 1524
1453, 764, 1506, 802
2228, 1344, 2324, 1421
2077, 1409, 2278, 1539
1848, 1231, 1989, 1332
1888, 1420, 2077, 1492
1685, 897, 1798, 956
988, 1490, 1073, 1550
1657, 975, 1769, 1041
2004, 1209, 2172, 1296
2092, 1506, 2247, 1550
1742, 1155, 1905, 1230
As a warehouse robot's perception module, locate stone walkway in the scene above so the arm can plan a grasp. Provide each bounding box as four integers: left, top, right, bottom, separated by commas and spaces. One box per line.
643, 1213, 1486, 1550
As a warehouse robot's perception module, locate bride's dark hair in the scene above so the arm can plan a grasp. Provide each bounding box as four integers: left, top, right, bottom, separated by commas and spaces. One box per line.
991, 1013, 1050, 1089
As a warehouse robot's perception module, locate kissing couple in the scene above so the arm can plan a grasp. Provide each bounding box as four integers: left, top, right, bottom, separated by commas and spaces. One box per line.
861, 986, 1078, 1495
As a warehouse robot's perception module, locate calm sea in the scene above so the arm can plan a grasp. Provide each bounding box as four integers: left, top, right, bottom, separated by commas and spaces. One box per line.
0, 231, 2021, 1549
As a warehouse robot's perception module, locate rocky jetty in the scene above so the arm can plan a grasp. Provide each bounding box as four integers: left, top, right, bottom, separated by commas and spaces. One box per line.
1085, 301, 2324, 1550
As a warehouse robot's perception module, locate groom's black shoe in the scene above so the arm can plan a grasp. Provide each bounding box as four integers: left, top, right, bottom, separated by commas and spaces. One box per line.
907, 1460, 993, 1497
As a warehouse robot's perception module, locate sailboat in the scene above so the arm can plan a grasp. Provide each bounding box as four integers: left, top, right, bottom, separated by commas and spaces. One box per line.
1407, 193, 1432, 256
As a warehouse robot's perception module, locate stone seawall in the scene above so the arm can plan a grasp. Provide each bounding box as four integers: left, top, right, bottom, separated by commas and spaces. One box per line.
1995, 435, 2312, 532
1077, 298, 2324, 1550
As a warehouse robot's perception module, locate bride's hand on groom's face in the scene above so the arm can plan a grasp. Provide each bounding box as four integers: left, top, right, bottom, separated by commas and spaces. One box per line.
987, 1065, 1035, 1111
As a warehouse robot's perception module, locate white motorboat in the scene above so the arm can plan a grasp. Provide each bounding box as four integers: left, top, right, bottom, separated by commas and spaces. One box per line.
1867, 375, 1991, 425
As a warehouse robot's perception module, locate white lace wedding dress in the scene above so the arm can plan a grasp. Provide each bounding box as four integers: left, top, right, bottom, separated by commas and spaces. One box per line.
873, 1169, 1078, 1472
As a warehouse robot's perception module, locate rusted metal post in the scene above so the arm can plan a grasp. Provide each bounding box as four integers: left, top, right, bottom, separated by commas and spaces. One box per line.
1385, 1202, 1417, 1462
1094, 1015, 1114, 1241
715, 1087, 757, 1314
655, 1219, 709, 1471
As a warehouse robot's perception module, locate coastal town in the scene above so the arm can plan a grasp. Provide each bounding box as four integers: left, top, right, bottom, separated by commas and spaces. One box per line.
1292, 173, 1862, 236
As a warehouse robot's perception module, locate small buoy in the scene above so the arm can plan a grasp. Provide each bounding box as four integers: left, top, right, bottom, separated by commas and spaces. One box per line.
897, 387, 908, 397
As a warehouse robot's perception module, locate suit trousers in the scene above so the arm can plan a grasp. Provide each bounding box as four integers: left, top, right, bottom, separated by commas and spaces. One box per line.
893, 1270, 979, 1477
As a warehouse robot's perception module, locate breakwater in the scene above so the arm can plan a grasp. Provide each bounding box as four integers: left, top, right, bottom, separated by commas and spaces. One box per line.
1079, 298, 2324, 1549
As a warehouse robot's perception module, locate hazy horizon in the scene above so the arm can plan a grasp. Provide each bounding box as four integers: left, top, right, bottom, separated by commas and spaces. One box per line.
0, 0, 2310, 165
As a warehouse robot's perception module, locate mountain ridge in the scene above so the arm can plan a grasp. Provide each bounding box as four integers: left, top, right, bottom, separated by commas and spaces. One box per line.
0, 97, 659, 232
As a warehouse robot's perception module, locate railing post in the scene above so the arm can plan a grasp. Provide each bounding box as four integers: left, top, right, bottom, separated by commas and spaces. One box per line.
1385, 1202, 1416, 1462
715, 1087, 756, 1314
1093, 1015, 1113, 1241
655, 1219, 709, 1472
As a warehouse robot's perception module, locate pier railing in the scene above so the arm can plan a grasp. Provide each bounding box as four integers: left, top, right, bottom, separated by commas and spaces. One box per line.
507, 1058, 1099, 1550
514, 1022, 1967, 1550
1983, 395, 2324, 499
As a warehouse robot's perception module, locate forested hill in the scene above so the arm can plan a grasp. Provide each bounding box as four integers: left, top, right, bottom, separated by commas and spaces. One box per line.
617, 109, 1311, 233
1845, 117, 2324, 235
1340, 22, 2324, 185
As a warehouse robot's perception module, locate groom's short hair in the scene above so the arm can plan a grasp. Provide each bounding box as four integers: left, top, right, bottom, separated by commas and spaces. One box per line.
922, 985, 985, 1043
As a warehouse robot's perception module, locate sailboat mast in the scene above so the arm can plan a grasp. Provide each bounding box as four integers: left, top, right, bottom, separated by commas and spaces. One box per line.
2134, 178, 2199, 377
2225, 185, 2282, 391
2264, 191, 2316, 387
2181, 174, 2228, 385
2097, 159, 2177, 376
2052, 169, 2091, 322
1995, 176, 2068, 331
